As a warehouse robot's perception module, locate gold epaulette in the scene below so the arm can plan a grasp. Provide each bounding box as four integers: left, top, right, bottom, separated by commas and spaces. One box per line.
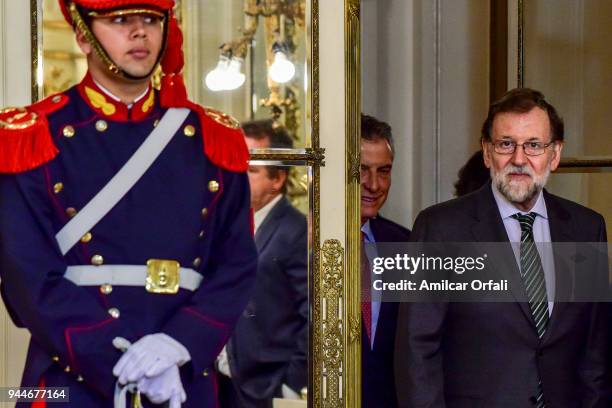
185, 102, 249, 173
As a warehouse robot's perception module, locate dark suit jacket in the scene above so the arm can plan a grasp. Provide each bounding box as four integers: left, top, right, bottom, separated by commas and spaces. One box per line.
395, 183, 611, 408
228, 196, 308, 407
363, 215, 411, 408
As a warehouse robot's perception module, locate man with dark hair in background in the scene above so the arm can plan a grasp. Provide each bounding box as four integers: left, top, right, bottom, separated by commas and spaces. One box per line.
217, 119, 308, 407
360, 114, 411, 407
396, 88, 610, 407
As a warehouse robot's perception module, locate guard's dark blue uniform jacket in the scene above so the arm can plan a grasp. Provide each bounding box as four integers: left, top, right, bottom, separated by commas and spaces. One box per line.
0, 73, 257, 407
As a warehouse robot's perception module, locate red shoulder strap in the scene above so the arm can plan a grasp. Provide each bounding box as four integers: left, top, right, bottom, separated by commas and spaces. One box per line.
0, 93, 68, 173
186, 101, 249, 173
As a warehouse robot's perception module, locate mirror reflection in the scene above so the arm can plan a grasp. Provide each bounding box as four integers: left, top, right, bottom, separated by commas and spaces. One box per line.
39, 0, 310, 148
179, 0, 310, 148
39, 0, 86, 96
220, 157, 310, 407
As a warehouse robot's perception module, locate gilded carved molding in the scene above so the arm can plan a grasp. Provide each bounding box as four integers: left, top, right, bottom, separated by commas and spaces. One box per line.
310, 1, 323, 407
347, 2, 359, 21
311, 166, 322, 408
348, 314, 360, 344
319, 239, 344, 408
250, 147, 326, 165
31, 0, 41, 102
348, 152, 360, 183
344, 1, 361, 408
311, 0, 320, 149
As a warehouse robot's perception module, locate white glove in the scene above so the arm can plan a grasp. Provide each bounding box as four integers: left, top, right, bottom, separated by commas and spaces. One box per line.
113, 333, 191, 384
216, 346, 232, 377
137, 364, 186, 408
281, 384, 300, 399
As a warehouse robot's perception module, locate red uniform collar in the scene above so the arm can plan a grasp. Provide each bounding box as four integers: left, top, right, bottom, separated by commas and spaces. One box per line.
77, 72, 157, 121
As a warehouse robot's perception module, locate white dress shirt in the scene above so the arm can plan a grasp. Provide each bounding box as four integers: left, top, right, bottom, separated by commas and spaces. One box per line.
93, 78, 150, 109
254, 194, 283, 234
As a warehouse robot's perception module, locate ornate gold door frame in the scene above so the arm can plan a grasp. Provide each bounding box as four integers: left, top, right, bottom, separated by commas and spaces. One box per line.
310, 0, 361, 407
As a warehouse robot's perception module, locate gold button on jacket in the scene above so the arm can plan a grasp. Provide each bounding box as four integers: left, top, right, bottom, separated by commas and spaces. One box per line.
91, 254, 104, 266
208, 180, 220, 192
63, 125, 75, 138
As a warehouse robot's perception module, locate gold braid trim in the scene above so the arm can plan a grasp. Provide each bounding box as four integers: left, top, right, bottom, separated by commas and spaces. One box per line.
69, 2, 120, 75
88, 9, 165, 18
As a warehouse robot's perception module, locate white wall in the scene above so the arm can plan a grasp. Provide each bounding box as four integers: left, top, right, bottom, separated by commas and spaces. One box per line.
361, 0, 415, 229
361, 0, 490, 228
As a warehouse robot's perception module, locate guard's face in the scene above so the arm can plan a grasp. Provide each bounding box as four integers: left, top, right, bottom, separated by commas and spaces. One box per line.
360, 138, 393, 223
483, 107, 563, 210
87, 13, 164, 78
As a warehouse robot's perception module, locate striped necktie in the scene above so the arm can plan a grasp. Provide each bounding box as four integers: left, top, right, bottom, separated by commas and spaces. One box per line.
512, 212, 548, 407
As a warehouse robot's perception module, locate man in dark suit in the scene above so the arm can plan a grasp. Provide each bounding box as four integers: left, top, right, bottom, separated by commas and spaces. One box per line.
396, 88, 611, 407
360, 114, 411, 407
217, 120, 308, 407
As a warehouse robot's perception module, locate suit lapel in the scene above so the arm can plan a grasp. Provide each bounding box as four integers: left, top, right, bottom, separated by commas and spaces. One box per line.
371, 301, 397, 352
543, 190, 573, 243
368, 221, 397, 350
254, 197, 287, 252
369, 217, 386, 242
542, 190, 573, 339
470, 184, 536, 326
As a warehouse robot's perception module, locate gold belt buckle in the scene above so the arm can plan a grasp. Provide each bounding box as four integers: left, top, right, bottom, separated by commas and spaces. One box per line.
146, 259, 180, 294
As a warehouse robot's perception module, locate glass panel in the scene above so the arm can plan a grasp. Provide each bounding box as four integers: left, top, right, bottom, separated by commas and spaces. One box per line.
523, 0, 612, 157
548, 171, 612, 241
39, 0, 86, 96
37, 0, 312, 150
181, 0, 311, 149
249, 161, 311, 216
227, 162, 311, 405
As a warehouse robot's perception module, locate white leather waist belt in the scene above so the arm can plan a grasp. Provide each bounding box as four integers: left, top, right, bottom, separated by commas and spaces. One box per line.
65, 263, 202, 294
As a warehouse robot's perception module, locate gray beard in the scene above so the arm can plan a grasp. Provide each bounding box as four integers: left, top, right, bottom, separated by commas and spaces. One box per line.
491, 164, 550, 205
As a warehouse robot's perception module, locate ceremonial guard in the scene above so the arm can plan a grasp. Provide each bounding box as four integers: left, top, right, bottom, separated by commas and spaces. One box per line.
0, 1, 257, 407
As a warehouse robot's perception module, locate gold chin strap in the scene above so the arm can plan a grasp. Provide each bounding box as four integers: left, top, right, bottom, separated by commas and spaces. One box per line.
68, 1, 169, 81
69, 2, 120, 75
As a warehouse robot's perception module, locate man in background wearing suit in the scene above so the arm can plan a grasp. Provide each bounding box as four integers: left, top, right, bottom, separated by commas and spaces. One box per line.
396, 88, 610, 407
217, 120, 308, 407
360, 114, 411, 407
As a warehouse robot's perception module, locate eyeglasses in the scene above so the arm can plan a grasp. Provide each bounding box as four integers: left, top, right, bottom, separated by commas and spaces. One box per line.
489, 140, 554, 156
